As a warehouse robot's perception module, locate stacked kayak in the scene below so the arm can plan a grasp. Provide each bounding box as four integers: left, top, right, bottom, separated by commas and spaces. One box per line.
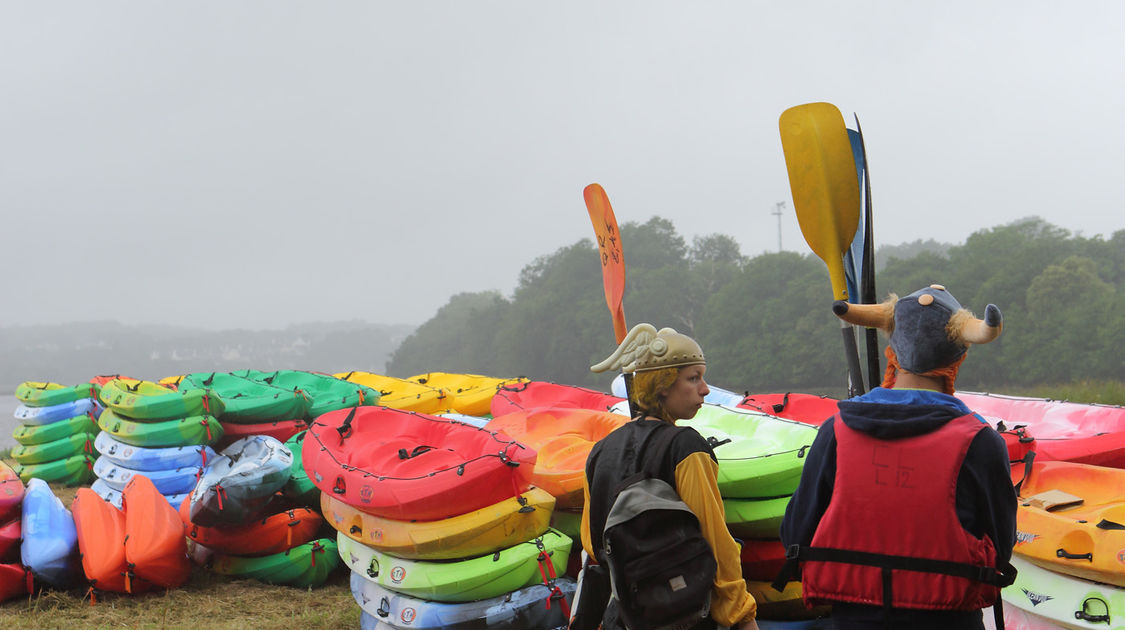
11, 381, 103, 486
233, 369, 380, 420
91, 431, 215, 508
0, 462, 27, 602
93, 378, 222, 505
1001, 555, 1125, 629
281, 430, 320, 507
177, 372, 309, 449
958, 390, 1125, 467
303, 406, 536, 521
407, 372, 528, 417
183, 435, 336, 586
334, 371, 450, 414
490, 380, 626, 417
71, 474, 189, 593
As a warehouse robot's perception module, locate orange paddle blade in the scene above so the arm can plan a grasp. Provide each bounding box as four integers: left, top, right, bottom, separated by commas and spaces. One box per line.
583, 183, 627, 343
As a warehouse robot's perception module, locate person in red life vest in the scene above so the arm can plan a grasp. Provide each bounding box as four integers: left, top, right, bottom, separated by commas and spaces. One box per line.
777, 284, 1017, 630
575, 323, 759, 630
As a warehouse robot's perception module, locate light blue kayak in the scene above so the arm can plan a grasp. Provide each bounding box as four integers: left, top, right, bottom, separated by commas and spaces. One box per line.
188, 435, 293, 526
20, 478, 79, 587
90, 478, 187, 510
94, 431, 217, 472
351, 570, 575, 630
92, 455, 203, 495
14, 398, 102, 425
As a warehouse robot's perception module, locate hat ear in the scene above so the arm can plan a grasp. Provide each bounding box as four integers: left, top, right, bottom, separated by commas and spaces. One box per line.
955, 303, 1003, 345
832, 297, 895, 332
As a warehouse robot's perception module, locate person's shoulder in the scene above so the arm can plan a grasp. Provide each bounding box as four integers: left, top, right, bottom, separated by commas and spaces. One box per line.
668, 424, 715, 463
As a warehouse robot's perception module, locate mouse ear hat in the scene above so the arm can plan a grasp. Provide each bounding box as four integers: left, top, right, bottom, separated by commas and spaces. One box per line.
591, 323, 705, 374
833, 284, 1002, 384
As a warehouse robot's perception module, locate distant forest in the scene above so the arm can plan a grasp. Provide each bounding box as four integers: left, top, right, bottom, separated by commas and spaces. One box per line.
386, 217, 1125, 395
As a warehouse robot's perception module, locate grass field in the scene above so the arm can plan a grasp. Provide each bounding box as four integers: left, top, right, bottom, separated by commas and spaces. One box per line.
0, 481, 360, 630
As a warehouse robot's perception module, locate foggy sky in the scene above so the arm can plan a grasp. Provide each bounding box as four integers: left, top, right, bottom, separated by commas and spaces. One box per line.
3, 2, 1122, 330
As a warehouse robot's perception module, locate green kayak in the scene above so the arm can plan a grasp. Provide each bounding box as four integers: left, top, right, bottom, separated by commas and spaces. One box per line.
13, 413, 101, 446
178, 372, 308, 424
15, 381, 100, 407
282, 431, 319, 507
99, 378, 225, 420
190, 538, 340, 588
337, 528, 572, 603
97, 408, 223, 448
723, 495, 791, 539
677, 403, 817, 499
234, 370, 380, 419
14, 453, 96, 486
10, 431, 96, 465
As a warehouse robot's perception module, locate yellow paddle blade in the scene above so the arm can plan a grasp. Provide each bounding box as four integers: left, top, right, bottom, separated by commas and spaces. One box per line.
779, 102, 861, 301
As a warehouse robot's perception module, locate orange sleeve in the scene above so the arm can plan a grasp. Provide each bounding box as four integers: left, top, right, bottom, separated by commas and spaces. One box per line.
675, 450, 757, 625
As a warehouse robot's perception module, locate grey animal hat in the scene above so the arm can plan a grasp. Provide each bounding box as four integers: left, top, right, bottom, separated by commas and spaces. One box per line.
832, 284, 1003, 374
590, 323, 705, 374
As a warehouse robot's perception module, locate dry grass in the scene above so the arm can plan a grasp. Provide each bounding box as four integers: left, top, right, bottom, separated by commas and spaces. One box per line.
1, 473, 359, 630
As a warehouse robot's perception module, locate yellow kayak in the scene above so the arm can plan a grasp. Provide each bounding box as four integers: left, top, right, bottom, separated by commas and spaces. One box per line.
407, 372, 528, 416
320, 486, 554, 560
333, 371, 450, 414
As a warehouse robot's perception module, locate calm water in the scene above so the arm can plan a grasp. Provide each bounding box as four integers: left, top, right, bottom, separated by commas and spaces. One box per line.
1, 394, 22, 450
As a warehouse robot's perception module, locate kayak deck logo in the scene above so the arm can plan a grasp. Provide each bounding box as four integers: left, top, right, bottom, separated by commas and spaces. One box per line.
1015, 529, 1040, 545
1020, 588, 1053, 606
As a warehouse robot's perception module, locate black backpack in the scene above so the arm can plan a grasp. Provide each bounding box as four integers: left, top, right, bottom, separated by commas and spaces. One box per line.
599, 424, 717, 630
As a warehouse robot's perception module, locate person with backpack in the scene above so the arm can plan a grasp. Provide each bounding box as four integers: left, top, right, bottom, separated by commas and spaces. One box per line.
776, 284, 1018, 629
574, 323, 759, 630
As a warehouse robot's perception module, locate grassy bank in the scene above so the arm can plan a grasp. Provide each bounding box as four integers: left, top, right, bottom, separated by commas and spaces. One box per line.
0, 480, 357, 629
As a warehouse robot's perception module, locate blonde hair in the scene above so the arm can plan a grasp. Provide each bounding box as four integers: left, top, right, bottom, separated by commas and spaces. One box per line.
630, 366, 682, 424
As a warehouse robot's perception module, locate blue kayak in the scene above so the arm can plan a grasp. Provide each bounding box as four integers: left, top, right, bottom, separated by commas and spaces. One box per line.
611, 372, 745, 406
20, 478, 79, 587
188, 435, 292, 526
90, 478, 187, 510
14, 398, 102, 425
351, 570, 574, 630
94, 431, 217, 472
92, 455, 203, 496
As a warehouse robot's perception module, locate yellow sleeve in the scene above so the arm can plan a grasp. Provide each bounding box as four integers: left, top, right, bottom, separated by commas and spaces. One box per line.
675, 451, 757, 626
580, 475, 595, 558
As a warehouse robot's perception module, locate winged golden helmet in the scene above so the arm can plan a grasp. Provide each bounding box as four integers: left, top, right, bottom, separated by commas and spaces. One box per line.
590, 323, 705, 374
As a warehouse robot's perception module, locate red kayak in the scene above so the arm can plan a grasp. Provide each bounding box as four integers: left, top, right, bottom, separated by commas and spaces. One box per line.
489, 381, 625, 417
0, 563, 29, 603
216, 418, 306, 451
123, 475, 190, 588
303, 406, 536, 521
0, 461, 24, 522
738, 393, 840, 426
0, 519, 20, 562
957, 390, 1125, 467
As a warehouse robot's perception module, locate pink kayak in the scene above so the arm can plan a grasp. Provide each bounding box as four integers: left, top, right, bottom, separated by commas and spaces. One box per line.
489, 380, 625, 417
957, 390, 1125, 467
738, 393, 840, 426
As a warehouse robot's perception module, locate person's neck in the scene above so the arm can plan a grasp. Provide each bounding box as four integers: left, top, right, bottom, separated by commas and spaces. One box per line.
893, 371, 946, 392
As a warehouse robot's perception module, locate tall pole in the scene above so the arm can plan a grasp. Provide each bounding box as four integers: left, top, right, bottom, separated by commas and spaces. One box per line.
772, 201, 786, 252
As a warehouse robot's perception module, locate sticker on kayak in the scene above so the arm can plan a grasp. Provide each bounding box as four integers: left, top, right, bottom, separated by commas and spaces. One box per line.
367, 529, 383, 542
400, 607, 416, 624
1019, 588, 1052, 607
390, 566, 406, 583
1015, 530, 1039, 545
1119, 549, 1125, 565
359, 485, 373, 504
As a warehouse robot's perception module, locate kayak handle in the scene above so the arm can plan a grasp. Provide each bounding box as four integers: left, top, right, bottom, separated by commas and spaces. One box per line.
1075, 597, 1110, 623
1056, 548, 1093, 562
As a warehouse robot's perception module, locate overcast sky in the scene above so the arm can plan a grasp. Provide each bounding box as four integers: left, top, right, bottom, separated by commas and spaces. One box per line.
3, 3, 1122, 330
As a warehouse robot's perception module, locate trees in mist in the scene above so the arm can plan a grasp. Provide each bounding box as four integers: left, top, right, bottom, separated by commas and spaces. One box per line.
386, 217, 1125, 393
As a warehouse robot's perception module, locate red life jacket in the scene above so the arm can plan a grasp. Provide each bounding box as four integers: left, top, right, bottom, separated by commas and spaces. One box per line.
799, 413, 1001, 611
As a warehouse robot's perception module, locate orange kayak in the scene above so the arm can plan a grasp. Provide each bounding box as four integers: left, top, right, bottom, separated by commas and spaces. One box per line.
180, 497, 323, 557
484, 408, 628, 508
1012, 458, 1125, 586
123, 476, 190, 588
71, 489, 156, 593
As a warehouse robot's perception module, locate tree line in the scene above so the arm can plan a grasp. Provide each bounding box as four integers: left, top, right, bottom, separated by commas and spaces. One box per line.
386, 217, 1125, 396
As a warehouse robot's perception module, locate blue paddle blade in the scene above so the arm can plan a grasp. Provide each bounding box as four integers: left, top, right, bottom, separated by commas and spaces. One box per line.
844, 129, 867, 303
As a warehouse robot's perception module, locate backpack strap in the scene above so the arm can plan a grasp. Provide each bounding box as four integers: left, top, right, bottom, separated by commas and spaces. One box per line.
609, 423, 683, 498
